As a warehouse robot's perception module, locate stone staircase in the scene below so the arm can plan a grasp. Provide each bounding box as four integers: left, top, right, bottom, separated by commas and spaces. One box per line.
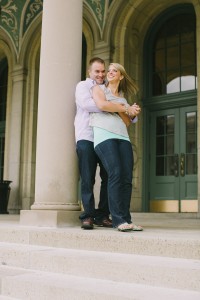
0, 213, 200, 299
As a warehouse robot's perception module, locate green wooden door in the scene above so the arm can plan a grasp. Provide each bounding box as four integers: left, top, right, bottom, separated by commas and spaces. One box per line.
149, 106, 197, 212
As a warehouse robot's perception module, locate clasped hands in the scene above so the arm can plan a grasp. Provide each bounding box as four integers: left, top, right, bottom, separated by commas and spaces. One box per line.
127, 103, 141, 118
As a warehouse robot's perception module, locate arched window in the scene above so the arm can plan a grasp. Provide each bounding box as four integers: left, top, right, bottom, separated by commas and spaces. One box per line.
152, 9, 196, 96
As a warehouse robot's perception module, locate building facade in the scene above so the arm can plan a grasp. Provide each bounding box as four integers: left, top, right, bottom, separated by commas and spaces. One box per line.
0, 0, 199, 222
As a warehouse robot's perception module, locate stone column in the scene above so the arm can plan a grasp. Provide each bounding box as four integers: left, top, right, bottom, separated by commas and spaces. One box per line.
6, 66, 27, 214
20, 0, 83, 226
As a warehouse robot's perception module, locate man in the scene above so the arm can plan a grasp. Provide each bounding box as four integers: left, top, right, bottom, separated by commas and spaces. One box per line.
75, 57, 139, 229
75, 57, 110, 229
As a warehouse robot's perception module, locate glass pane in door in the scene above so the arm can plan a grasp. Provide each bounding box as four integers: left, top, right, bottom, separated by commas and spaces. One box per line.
186, 112, 197, 174
156, 115, 175, 176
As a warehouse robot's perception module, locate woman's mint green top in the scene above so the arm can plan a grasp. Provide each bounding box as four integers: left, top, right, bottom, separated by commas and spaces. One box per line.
89, 85, 130, 147
93, 127, 129, 148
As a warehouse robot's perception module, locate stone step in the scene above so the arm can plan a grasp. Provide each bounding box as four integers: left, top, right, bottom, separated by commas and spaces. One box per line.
0, 225, 199, 259
0, 297, 19, 300
1, 265, 200, 300
0, 267, 26, 300
0, 242, 199, 291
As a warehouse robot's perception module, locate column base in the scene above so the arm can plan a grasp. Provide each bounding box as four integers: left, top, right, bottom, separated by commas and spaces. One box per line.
31, 203, 81, 211
20, 210, 81, 227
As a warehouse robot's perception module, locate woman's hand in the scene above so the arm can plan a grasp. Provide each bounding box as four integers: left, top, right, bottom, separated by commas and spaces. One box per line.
127, 103, 141, 117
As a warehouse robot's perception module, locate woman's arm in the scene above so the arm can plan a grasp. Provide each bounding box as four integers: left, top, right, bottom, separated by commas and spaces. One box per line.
92, 85, 140, 126
92, 85, 126, 113
118, 112, 131, 127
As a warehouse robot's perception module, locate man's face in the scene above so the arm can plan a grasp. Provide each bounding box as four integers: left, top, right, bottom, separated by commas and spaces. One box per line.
88, 62, 105, 84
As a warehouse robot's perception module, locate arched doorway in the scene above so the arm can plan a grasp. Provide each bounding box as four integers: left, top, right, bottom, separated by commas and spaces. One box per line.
0, 57, 8, 180
143, 4, 197, 212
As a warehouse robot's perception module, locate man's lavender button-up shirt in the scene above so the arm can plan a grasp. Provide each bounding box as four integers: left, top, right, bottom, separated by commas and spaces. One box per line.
74, 78, 101, 143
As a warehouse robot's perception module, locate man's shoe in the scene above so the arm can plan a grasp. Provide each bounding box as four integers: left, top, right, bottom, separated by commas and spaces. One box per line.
81, 217, 94, 230
94, 217, 112, 228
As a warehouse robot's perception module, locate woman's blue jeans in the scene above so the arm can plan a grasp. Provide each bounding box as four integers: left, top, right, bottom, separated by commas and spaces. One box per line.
76, 140, 109, 221
95, 139, 133, 227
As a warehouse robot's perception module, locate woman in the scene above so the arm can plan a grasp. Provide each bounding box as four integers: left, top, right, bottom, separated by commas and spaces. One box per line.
90, 63, 143, 232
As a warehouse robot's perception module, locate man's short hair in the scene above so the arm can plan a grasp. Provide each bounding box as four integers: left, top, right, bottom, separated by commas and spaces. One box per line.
89, 57, 105, 67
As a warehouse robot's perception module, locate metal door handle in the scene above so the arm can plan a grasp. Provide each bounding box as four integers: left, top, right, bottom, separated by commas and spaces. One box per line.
180, 153, 185, 177
174, 154, 179, 177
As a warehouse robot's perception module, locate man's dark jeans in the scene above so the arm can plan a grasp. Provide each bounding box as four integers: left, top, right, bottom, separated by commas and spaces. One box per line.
76, 140, 109, 221
95, 139, 133, 227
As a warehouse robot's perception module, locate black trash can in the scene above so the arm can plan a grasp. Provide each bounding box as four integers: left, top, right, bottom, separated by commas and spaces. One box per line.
0, 180, 12, 214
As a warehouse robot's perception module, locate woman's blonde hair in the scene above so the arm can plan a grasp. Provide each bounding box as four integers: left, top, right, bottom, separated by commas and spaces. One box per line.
108, 63, 138, 103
